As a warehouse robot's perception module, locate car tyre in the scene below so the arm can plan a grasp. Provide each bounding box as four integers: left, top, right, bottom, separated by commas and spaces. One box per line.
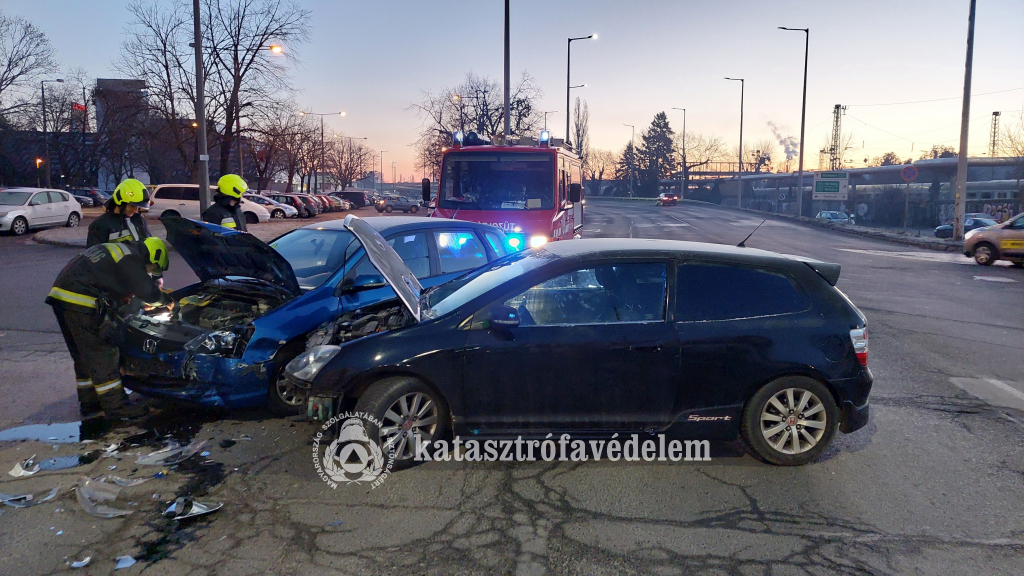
10, 216, 28, 236
410, 205, 419, 213
384, 205, 394, 213
244, 212, 259, 224
267, 369, 306, 416
271, 208, 285, 219
66, 212, 80, 227
973, 242, 996, 266
355, 376, 450, 471
741, 376, 839, 466
160, 210, 180, 220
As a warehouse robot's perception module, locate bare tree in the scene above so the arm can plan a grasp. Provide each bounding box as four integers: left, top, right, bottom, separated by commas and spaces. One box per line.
586, 148, 615, 194
1000, 114, 1024, 209
201, 0, 310, 176
742, 139, 777, 173
324, 136, 372, 191
0, 11, 57, 117
676, 132, 728, 167
571, 96, 589, 172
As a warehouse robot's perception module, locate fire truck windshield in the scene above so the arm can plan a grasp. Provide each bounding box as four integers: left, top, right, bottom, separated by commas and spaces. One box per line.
440, 152, 554, 211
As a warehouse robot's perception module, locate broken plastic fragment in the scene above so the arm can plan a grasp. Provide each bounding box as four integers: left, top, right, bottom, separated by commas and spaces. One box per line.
114, 556, 136, 570
136, 440, 207, 466
328, 520, 344, 526
109, 475, 150, 487
200, 451, 211, 457
66, 556, 92, 568
163, 496, 223, 520
39, 485, 60, 502
8, 454, 40, 477
76, 477, 133, 518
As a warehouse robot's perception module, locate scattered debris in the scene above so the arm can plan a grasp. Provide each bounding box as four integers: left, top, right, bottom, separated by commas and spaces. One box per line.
237, 435, 252, 441
153, 471, 167, 479
200, 451, 211, 457
0, 486, 59, 508
76, 477, 133, 518
114, 556, 137, 570
108, 465, 117, 470
56, 530, 63, 535
163, 496, 223, 521
136, 440, 207, 466
328, 520, 344, 526
109, 475, 150, 487
151, 493, 161, 500
8, 454, 40, 477
66, 556, 92, 569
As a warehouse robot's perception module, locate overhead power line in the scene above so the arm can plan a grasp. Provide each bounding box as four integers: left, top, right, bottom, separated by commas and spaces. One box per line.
847, 86, 1024, 108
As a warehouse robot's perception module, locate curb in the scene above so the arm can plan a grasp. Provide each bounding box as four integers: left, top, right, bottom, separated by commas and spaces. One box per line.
588, 197, 964, 253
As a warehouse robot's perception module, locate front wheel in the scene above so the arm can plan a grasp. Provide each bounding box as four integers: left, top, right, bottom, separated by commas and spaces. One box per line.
355, 377, 450, 471
66, 213, 80, 227
244, 212, 259, 224
271, 209, 285, 219
10, 216, 28, 236
741, 376, 839, 466
973, 243, 996, 266
384, 205, 393, 213
410, 205, 419, 213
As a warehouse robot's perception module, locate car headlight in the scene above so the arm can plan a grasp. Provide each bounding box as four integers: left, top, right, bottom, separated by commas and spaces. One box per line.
529, 235, 549, 248
0, 211, 8, 218
286, 345, 342, 382
185, 329, 238, 356
964, 228, 980, 240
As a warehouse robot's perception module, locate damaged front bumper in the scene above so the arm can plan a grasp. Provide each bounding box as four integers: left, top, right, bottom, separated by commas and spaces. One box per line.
122, 351, 272, 409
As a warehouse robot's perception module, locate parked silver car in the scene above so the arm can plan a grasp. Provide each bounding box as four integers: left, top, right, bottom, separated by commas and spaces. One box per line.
0, 188, 83, 235
244, 193, 298, 218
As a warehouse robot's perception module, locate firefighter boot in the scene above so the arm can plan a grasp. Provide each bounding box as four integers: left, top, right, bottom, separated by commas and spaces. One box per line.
96, 379, 148, 421
76, 379, 105, 420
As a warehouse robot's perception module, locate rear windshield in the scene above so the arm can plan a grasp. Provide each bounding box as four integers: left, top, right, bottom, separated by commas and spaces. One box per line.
270, 229, 355, 290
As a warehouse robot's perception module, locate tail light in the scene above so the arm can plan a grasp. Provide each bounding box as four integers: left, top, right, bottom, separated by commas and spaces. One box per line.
850, 327, 868, 366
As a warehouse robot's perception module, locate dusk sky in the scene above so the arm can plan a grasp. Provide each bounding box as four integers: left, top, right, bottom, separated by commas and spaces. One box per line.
8, 0, 1024, 180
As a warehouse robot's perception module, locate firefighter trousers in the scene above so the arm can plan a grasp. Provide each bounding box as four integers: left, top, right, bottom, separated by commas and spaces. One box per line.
50, 304, 130, 417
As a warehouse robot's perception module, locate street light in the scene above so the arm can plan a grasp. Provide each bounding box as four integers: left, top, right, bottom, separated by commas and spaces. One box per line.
725, 77, 745, 208
391, 160, 397, 185
543, 111, 558, 131
671, 107, 686, 197
300, 110, 346, 193
40, 78, 64, 188
567, 33, 597, 147
378, 150, 389, 192
624, 124, 635, 198
779, 26, 809, 217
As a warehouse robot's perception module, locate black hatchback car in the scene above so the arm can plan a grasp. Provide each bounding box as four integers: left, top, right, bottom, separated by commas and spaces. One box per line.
287, 219, 871, 467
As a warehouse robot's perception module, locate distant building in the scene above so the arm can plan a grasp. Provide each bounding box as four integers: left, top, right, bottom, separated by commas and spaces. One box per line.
94, 79, 149, 190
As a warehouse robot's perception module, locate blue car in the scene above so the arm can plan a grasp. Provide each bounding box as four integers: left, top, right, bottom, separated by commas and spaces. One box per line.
120, 216, 512, 413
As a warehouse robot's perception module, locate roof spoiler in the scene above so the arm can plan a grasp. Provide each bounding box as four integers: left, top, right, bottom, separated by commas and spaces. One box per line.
802, 261, 841, 286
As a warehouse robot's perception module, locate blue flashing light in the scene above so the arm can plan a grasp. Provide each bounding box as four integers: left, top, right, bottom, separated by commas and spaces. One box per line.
506, 235, 523, 251
540, 130, 550, 143
453, 131, 464, 146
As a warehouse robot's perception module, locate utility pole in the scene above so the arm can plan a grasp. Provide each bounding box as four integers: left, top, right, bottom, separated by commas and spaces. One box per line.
780, 26, 809, 217
503, 0, 510, 140
672, 107, 686, 197
543, 111, 557, 132
989, 111, 1001, 157
41, 79, 64, 188
566, 33, 596, 147
82, 86, 88, 187
725, 78, 744, 207
828, 104, 847, 170
193, 0, 211, 211
953, 0, 976, 241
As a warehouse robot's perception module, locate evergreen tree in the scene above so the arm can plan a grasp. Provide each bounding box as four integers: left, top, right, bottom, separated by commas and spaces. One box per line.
637, 112, 676, 197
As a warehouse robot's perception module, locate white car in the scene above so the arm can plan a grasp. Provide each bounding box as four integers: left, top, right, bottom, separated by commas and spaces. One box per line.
146, 184, 270, 224
243, 193, 297, 218
0, 188, 83, 236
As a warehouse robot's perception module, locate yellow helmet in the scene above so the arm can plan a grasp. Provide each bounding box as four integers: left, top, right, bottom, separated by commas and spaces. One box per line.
217, 174, 248, 199
143, 237, 169, 272
113, 178, 150, 207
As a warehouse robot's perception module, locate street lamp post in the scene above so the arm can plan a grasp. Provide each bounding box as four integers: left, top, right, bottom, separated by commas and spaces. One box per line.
725, 77, 745, 208
624, 124, 635, 198
779, 27, 809, 217
543, 111, 558, 132
671, 107, 686, 197
391, 161, 397, 185
40, 79, 64, 188
567, 34, 596, 147
378, 150, 388, 192
191, 0, 212, 210
300, 110, 346, 193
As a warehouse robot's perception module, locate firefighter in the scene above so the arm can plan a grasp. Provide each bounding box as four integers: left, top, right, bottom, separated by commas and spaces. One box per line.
86, 178, 153, 247
46, 237, 173, 422
201, 174, 248, 231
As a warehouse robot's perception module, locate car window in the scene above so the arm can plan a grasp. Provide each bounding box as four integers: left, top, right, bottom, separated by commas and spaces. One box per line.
350, 232, 431, 280
31, 192, 50, 205
483, 230, 508, 257
505, 263, 667, 326
1008, 216, 1024, 229
156, 187, 180, 200
180, 187, 200, 201
48, 191, 68, 203
435, 231, 488, 274
269, 229, 355, 290
676, 263, 811, 322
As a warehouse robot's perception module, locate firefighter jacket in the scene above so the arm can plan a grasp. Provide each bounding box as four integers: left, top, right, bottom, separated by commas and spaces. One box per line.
201, 195, 247, 231
46, 242, 171, 312
86, 210, 152, 247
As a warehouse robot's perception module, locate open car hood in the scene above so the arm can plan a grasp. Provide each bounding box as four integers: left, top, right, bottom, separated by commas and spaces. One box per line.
343, 215, 422, 321
163, 217, 301, 296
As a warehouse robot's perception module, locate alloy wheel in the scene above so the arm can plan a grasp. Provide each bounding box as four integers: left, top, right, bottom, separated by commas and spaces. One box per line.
67, 213, 80, 227
12, 218, 27, 235
974, 245, 994, 265
759, 387, 827, 455
379, 392, 438, 461
275, 378, 306, 406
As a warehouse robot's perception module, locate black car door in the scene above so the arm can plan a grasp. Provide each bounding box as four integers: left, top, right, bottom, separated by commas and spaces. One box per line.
462, 261, 678, 432
673, 261, 816, 418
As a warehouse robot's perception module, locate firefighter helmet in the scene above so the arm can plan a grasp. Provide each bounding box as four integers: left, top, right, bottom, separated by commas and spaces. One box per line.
217, 174, 248, 199
112, 178, 150, 207
143, 237, 169, 272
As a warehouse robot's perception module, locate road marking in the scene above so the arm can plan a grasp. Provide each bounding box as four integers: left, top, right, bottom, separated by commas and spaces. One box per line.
837, 248, 974, 265
974, 276, 1017, 283
950, 377, 1024, 412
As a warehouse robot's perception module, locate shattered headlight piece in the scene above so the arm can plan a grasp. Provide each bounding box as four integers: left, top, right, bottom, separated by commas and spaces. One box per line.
286, 345, 342, 382
185, 329, 238, 356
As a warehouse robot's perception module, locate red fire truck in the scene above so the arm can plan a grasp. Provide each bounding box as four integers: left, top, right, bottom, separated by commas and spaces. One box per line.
424, 131, 584, 250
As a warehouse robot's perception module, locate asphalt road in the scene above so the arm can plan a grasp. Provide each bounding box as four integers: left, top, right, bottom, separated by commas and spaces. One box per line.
1, 200, 1023, 575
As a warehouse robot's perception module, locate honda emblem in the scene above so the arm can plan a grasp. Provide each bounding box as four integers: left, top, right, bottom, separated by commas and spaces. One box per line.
143, 339, 157, 354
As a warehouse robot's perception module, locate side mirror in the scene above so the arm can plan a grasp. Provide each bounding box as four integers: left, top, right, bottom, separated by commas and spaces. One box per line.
471, 305, 520, 330
337, 274, 388, 295
569, 183, 582, 204
421, 178, 431, 202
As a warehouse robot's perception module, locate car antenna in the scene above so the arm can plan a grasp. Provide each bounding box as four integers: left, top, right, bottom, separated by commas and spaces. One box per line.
737, 219, 766, 248
451, 207, 459, 220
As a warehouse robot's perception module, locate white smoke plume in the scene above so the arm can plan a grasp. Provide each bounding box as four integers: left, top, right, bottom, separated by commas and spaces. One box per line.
768, 122, 798, 161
